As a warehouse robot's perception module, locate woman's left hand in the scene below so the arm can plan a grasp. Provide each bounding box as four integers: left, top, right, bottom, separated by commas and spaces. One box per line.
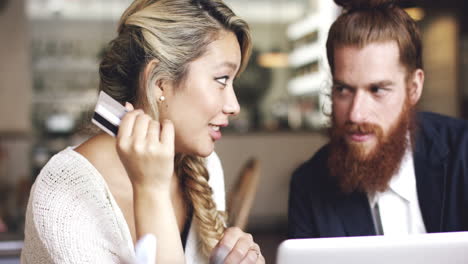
210, 227, 265, 264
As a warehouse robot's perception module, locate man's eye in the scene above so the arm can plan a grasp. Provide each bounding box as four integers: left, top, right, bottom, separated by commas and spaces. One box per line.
215, 76, 229, 85
370, 86, 385, 94
334, 85, 348, 93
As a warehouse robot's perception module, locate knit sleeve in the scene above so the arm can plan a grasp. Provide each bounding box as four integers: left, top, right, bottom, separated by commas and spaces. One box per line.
22, 149, 134, 263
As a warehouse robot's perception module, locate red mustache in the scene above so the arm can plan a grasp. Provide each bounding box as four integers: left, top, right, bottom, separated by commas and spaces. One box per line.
344, 122, 382, 135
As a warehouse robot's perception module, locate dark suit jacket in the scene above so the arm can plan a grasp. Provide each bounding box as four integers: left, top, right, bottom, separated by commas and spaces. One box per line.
288, 112, 468, 238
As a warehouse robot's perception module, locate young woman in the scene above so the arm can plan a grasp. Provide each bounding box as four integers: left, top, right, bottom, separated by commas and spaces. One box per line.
22, 0, 264, 263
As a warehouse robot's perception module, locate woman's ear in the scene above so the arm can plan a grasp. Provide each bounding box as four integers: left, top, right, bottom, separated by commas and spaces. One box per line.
408, 69, 424, 105
142, 59, 158, 86
142, 59, 164, 97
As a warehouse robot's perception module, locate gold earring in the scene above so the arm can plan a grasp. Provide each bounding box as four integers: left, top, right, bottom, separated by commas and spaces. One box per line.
159, 95, 165, 102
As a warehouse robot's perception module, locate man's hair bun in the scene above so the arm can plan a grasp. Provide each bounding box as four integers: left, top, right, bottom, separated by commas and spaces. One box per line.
334, 0, 397, 10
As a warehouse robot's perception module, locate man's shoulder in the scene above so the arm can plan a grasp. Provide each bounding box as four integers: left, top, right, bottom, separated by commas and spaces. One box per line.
291, 144, 330, 187
416, 112, 468, 161
418, 112, 468, 145
419, 112, 468, 129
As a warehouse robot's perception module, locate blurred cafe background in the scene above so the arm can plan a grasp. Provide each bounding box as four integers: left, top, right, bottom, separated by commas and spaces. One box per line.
1, 0, 468, 262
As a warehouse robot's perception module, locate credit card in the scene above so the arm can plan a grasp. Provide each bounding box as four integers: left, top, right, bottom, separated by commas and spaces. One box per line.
91, 91, 128, 137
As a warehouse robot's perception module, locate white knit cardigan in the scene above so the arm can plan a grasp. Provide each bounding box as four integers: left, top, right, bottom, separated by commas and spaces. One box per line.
21, 147, 226, 264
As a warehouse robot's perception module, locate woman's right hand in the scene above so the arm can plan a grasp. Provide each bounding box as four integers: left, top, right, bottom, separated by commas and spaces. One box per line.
210, 227, 265, 264
116, 103, 175, 193
118, 105, 185, 264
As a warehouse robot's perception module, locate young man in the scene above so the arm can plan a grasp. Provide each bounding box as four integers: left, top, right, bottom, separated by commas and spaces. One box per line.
288, 0, 468, 238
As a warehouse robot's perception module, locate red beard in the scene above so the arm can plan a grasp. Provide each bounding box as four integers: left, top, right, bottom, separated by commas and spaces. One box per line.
328, 99, 415, 194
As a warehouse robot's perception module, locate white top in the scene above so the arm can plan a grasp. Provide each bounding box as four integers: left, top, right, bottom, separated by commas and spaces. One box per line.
21, 147, 225, 264
368, 149, 427, 235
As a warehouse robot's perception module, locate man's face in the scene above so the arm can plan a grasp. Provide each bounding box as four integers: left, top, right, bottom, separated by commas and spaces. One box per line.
328, 41, 424, 193
331, 41, 409, 158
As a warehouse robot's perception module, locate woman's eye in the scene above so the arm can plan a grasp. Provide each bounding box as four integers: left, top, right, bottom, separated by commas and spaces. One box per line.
215, 76, 229, 85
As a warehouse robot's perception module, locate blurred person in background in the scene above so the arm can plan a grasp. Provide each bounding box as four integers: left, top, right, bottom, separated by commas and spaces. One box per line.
0, 184, 9, 233
289, 0, 468, 239
0, 145, 6, 233
22, 0, 264, 263
0, 218, 6, 233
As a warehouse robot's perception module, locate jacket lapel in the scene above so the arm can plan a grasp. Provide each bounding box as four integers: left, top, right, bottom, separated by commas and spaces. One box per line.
413, 155, 446, 232
333, 192, 376, 236
413, 115, 449, 233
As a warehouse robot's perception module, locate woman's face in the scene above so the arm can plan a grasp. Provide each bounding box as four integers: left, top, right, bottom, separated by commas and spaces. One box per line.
161, 30, 242, 157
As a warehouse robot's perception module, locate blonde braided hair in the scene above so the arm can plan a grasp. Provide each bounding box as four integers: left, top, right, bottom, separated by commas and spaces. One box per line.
175, 154, 226, 256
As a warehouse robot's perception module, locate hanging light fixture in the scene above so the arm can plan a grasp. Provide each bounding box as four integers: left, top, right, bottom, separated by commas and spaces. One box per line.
257, 51, 289, 68
404, 7, 425, 21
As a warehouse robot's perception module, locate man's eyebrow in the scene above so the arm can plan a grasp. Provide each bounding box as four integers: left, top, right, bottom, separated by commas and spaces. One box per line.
332, 79, 396, 87
332, 79, 352, 87
369, 80, 396, 87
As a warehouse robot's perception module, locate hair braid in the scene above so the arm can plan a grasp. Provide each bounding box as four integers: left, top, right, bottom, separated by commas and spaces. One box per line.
175, 154, 226, 257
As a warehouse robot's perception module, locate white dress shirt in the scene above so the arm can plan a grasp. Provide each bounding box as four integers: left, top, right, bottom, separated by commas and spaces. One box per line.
368, 149, 427, 235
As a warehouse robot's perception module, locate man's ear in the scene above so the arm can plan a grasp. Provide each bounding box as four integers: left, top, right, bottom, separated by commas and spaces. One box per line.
408, 69, 424, 105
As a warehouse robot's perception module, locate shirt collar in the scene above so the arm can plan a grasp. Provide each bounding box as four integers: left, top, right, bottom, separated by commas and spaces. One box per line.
387, 148, 415, 203
368, 143, 416, 206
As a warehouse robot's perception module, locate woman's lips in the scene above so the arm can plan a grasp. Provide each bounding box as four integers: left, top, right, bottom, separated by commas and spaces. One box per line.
209, 124, 223, 141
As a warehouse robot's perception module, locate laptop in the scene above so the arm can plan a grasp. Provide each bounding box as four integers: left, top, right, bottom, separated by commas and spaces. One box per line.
0, 240, 22, 264
276, 232, 468, 264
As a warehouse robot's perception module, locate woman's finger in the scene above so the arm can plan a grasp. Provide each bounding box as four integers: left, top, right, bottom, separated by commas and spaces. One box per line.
224, 234, 254, 264
146, 120, 161, 146
218, 227, 245, 250
118, 110, 142, 139
256, 254, 265, 264
239, 249, 258, 264
132, 114, 151, 145
210, 228, 251, 264
125, 102, 135, 111
210, 245, 230, 264
241, 243, 261, 264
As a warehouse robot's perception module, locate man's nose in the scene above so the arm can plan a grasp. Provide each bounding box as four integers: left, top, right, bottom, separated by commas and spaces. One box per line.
348, 91, 368, 123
